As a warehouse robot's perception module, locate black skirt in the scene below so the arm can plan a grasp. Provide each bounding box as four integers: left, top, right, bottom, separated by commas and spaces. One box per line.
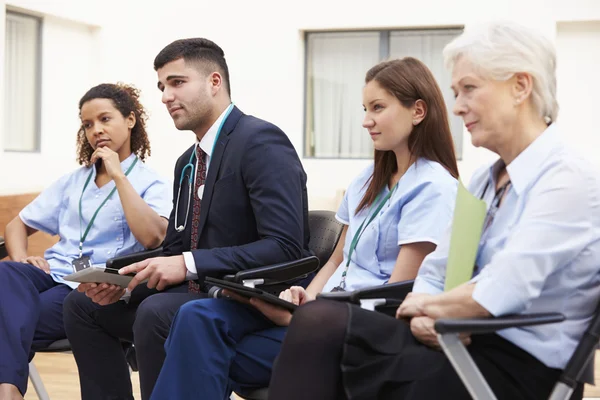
339, 304, 579, 400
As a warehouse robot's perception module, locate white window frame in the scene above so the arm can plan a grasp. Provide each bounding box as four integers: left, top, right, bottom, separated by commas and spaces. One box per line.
4, 10, 42, 153
304, 28, 463, 160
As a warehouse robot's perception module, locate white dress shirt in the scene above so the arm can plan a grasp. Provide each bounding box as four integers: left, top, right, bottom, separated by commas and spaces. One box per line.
183, 104, 232, 279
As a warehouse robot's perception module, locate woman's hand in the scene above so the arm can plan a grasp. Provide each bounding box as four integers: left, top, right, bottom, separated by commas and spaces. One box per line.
410, 316, 471, 350
396, 292, 432, 319
21, 256, 50, 274
224, 286, 316, 327
249, 298, 294, 326
91, 147, 124, 180
279, 286, 315, 306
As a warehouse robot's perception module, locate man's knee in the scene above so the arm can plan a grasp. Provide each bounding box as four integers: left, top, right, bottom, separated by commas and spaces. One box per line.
62, 290, 93, 325
133, 295, 172, 346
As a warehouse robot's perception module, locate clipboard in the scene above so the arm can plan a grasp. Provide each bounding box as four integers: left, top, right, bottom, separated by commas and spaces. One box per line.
63, 266, 136, 288
204, 276, 298, 313
444, 180, 488, 291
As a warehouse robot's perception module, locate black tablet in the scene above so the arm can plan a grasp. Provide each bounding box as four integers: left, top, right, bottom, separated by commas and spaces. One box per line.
204, 277, 298, 313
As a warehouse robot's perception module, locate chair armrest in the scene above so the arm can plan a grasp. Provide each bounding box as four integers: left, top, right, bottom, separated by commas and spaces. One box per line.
0, 236, 7, 260
350, 280, 415, 302
225, 256, 320, 286
316, 290, 357, 303
105, 247, 164, 270
435, 313, 565, 335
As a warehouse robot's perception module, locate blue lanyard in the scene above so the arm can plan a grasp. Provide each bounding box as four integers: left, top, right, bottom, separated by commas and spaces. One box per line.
336, 183, 398, 290
78, 157, 138, 257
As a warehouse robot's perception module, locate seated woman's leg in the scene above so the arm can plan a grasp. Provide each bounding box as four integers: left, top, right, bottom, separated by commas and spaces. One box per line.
0, 261, 58, 395
274, 301, 565, 400
268, 300, 350, 400
150, 298, 277, 400
31, 284, 72, 351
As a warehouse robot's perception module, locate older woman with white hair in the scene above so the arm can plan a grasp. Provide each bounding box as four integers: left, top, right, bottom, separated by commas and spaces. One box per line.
266, 20, 600, 400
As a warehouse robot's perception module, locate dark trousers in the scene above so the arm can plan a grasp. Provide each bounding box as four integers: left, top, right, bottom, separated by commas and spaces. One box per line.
0, 261, 71, 395
268, 300, 584, 400
151, 298, 286, 400
62, 283, 205, 400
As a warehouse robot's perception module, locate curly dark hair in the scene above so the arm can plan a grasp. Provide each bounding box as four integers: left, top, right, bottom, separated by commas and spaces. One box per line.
76, 83, 151, 166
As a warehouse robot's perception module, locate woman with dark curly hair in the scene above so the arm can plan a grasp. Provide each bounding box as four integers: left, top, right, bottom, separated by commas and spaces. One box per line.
0, 83, 171, 400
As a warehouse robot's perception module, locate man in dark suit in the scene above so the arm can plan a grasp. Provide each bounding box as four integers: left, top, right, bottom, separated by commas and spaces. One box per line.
62, 38, 311, 400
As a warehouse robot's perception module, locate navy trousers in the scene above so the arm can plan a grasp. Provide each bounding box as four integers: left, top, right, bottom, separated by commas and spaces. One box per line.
0, 261, 71, 395
63, 284, 205, 400
151, 298, 286, 400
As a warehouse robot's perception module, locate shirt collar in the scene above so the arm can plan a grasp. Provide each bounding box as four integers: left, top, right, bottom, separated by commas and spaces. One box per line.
504, 124, 560, 195
197, 104, 232, 157
120, 152, 137, 170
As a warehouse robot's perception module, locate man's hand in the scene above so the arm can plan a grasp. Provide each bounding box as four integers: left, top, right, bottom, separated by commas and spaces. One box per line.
410, 316, 471, 350
77, 282, 125, 305
119, 255, 187, 292
396, 292, 432, 319
21, 256, 50, 274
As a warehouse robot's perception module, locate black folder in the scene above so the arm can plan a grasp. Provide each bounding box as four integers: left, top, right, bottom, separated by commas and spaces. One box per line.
204, 276, 298, 312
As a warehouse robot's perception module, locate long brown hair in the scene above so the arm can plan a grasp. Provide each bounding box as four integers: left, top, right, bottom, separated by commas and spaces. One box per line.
356, 57, 459, 213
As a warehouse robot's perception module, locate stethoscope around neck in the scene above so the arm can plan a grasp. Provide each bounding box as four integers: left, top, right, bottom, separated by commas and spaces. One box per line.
174, 103, 234, 232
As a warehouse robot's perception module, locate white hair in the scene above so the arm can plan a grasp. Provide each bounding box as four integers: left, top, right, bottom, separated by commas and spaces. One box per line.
443, 20, 558, 123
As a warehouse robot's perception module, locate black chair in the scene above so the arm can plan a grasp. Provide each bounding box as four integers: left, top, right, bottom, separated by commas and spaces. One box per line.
230, 210, 344, 400
221, 210, 344, 296
0, 236, 7, 259
29, 339, 72, 400
434, 309, 597, 400
316, 279, 415, 316
107, 210, 344, 388
319, 281, 596, 400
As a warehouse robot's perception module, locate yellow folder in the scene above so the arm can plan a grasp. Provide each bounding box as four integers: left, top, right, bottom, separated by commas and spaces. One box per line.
444, 180, 488, 291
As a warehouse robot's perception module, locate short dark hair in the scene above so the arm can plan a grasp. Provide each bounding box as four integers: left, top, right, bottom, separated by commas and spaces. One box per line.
77, 83, 150, 166
154, 38, 231, 97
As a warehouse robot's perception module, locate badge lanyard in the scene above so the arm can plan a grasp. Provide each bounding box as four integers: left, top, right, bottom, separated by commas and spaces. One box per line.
78, 157, 138, 258
334, 183, 398, 291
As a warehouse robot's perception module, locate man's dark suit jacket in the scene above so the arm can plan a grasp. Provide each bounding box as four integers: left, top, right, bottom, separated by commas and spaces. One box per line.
161, 106, 311, 281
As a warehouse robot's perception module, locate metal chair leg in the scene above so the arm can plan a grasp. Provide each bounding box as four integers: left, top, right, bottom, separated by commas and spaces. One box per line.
29, 362, 50, 400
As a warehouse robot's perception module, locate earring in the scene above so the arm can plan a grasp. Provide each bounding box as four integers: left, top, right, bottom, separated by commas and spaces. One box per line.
413, 120, 418, 126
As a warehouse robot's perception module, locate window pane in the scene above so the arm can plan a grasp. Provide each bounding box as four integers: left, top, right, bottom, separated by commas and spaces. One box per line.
306, 32, 379, 158
389, 29, 463, 158
4, 12, 40, 152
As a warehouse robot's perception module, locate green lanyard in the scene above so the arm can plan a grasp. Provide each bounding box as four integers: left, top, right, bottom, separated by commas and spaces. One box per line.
336, 183, 398, 290
78, 157, 138, 257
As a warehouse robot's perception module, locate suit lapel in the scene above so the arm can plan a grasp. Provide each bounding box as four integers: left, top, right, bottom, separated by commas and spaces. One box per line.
195, 106, 243, 242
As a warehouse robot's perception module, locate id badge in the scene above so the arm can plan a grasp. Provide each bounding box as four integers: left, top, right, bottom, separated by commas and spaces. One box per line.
72, 256, 92, 272
331, 286, 346, 293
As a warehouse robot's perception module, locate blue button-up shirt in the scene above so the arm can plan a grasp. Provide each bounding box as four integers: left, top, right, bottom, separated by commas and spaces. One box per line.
19, 154, 172, 289
323, 158, 458, 292
414, 124, 600, 369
